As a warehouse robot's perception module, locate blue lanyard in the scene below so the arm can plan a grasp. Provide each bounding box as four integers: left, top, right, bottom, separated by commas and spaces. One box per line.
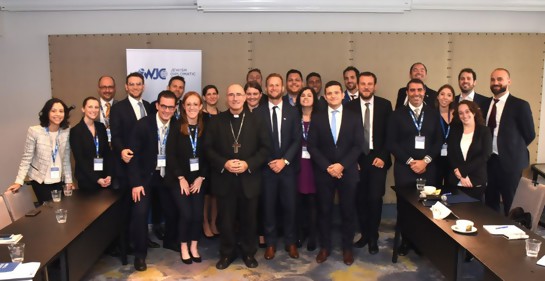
94, 135, 100, 158
439, 114, 450, 140
45, 127, 60, 164
409, 110, 425, 136
189, 126, 198, 158
157, 126, 169, 155
301, 119, 310, 141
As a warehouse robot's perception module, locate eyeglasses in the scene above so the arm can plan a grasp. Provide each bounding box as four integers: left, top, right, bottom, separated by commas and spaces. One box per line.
127, 83, 143, 87
99, 86, 115, 90
159, 104, 176, 111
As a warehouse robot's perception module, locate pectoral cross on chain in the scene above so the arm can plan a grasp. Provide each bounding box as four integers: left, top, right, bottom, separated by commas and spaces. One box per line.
232, 142, 241, 154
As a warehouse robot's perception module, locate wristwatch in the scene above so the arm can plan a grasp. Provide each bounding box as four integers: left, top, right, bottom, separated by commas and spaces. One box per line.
283, 159, 290, 166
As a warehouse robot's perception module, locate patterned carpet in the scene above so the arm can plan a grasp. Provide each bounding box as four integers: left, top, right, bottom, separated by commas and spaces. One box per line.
82, 205, 544, 281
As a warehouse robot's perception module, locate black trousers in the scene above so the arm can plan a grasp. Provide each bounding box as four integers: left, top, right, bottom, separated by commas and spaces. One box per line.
130, 172, 177, 259
262, 171, 297, 247
217, 180, 258, 258
486, 154, 521, 216
30, 181, 62, 205
170, 183, 204, 243
356, 160, 387, 242
316, 178, 357, 251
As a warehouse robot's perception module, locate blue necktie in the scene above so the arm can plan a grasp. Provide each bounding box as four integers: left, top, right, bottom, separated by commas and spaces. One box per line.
331, 110, 338, 144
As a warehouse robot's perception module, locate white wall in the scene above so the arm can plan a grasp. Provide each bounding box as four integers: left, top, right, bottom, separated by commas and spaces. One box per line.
1, 9, 545, 187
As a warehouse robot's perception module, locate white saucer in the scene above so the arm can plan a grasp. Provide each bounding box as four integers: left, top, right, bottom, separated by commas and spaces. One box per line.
451, 225, 477, 234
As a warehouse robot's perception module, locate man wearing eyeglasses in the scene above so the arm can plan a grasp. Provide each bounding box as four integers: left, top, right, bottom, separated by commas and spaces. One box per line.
110, 72, 153, 265
126, 90, 178, 271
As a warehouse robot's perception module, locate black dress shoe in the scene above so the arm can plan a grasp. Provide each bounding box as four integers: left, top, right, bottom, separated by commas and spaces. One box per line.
307, 239, 317, 251
242, 255, 258, 268
216, 256, 235, 270
163, 242, 180, 253
153, 225, 165, 240
398, 240, 410, 256
190, 252, 202, 263
134, 257, 147, 271
147, 238, 160, 248
354, 237, 368, 248
368, 240, 379, 255
181, 253, 192, 264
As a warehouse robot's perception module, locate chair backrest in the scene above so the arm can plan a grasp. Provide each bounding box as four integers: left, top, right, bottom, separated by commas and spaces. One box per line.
3, 185, 36, 222
510, 177, 545, 231
0, 196, 13, 229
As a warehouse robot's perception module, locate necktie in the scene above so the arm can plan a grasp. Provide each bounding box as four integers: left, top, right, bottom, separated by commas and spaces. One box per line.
105, 102, 111, 118
138, 101, 146, 119
363, 103, 370, 155
414, 108, 420, 120
272, 106, 280, 153
160, 125, 167, 177
331, 110, 338, 144
487, 98, 500, 134
351, 94, 358, 100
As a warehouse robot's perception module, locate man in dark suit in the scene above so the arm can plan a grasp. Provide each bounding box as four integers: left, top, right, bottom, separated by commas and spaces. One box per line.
394, 62, 437, 109
346, 72, 392, 255
306, 72, 322, 98
307, 80, 364, 266
109, 72, 154, 264
483, 68, 535, 215
387, 78, 443, 255
455, 68, 487, 110
127, 91, 178, 271
97, 75, 118, 138
283, 69, 304, 106
205, 84, 271, 270
342, 66, 359, 103
151, 76, 185, 120
255, 73, 302, 260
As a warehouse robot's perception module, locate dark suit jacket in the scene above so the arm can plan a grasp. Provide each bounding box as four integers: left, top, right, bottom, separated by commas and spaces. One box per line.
282, 94, 297, 106
70, 119, 112, 189
164, 120, 208, 188
110, 98, 152, 185
307, 106, 364, 185
204, 110, 271, 198
482, 94, 535, 171
346, 97, 392, 169
127, 115, 166, 188
395, 86, 438, 110
447, 124, 492, 188
454, 92, 488, 111
387, 105, 443, 187
254, 102, 302, 174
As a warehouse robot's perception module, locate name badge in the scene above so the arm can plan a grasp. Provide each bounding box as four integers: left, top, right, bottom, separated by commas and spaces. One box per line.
94, 158, 104, 171
301, 146, 311, 159
190, 158, 200, 172
106, 128, 112, 143
441, 143, 448, 156
50, 167, 60, 179
415, 136, 425, 150
157, 154, 166, 167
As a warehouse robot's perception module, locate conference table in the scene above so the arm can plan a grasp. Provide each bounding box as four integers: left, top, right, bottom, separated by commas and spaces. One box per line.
0, 189, 122, 281
392, 186, 545, 281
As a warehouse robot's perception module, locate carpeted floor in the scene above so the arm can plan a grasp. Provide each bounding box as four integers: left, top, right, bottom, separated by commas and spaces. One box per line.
82, 205, 545, 281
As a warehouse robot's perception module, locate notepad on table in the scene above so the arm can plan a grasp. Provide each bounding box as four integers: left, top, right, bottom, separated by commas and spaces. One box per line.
0, 262, 40, 280
483, 225, 529, 240
0, 235, 23, 245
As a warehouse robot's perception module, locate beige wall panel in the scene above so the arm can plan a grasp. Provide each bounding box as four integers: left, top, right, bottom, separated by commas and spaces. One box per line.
49, 34, 149, 124
252, 32, 351, 86
148, 32, 251, 110
450, 33, 545, 169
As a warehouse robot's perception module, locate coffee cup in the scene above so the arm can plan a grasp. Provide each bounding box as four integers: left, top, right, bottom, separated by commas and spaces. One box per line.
456, 219, 474, 232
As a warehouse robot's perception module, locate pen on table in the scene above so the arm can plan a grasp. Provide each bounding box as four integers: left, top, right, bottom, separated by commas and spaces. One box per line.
442, 192, 451, 196
495, 226, 508, 229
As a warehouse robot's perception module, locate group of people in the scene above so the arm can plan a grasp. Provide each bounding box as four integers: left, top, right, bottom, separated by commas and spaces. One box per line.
6, 62, 535, 271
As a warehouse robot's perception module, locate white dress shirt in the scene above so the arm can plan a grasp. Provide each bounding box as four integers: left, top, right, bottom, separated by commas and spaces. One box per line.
486, 92, 509, 155
268, 100, 283, 147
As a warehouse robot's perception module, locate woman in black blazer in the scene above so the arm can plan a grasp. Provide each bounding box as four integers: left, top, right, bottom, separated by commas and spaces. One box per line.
447, 100, 492, 200
70, 97, 112, 191
165, 91, 208, 264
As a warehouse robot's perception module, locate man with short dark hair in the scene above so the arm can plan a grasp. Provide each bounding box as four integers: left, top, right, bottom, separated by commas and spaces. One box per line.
284, 69, 304, 106
456, 68, 487, 110
343, 66, 359, 103
306, 72, 323, 97
394, 62, 438, 109
247, 68, 263, 86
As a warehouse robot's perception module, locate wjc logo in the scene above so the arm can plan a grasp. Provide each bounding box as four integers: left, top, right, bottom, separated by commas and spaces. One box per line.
138, 68, 167, 80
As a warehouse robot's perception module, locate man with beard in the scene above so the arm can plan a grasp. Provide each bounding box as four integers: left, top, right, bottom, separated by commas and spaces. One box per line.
342, 66, 359, 103
347, 72, 392, 255
455, 68, 487, 110
283, 69, 304, 106
395, 62, 438, 109
483, 68, 535, 215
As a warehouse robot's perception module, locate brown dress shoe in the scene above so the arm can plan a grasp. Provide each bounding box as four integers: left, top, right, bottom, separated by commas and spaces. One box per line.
343, 250, 354, 265
264, 246, 276, 260
285, 244, 299, 259
315, 249, 329, 263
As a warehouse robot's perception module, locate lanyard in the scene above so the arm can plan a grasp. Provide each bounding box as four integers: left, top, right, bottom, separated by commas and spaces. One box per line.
439, 114, 451, 140
409, 110, 425, 136
189, 126, 198, 158
301, 119, 310, 141
157, 126, 169, 155
94, 135, 100, 158
45, 127, 60, 164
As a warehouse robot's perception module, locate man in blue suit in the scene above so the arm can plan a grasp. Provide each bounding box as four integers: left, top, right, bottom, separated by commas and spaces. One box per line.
484, 68, 535, 215
255, 73, 302, 261
308, 81, 364, 266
